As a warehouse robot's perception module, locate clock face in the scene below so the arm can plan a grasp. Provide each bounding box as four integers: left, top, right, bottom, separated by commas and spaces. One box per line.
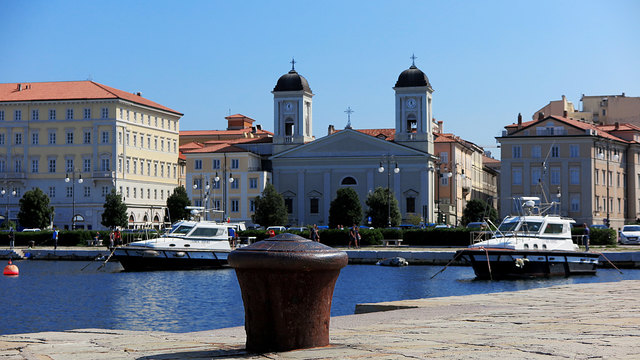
285, 102, 293, 111
406, 98, 417, 109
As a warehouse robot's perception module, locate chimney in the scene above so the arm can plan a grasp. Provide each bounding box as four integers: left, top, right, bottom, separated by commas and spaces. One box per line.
563, 110, 568, 118
538, 112, 544, 120
328, 124, 335, 135
251, 126, 256, 134
437, 120, 443, 133
615, 122, 619, 130
256, 124, 262, 131
517, 113, 522, 127
17, 84, 22, 91
136, 92, 142, 96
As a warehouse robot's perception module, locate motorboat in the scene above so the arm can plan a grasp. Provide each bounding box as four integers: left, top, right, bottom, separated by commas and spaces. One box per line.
455, 197, 599, 279
113, 220, 233, 271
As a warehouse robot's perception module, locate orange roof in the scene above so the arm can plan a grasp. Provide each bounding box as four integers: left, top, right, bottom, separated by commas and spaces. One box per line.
179, 142, 205, 150
482, 154, 500, 165
507, 115, 626, 142
179, 128, 273, 136
0, 80, 182, 115
182, 143, 248, 154
333, 128, 396, 141
204, 137, 272, 145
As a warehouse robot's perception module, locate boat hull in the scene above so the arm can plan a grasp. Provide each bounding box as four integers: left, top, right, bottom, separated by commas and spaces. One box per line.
113, 247, 230, 271
456, 249, 599, 279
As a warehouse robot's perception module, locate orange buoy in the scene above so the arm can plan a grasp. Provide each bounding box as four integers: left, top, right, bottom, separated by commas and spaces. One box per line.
3, 259, 19, 276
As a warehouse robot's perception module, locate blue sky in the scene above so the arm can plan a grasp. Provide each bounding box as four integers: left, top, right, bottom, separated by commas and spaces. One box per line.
2, 1, 638, 157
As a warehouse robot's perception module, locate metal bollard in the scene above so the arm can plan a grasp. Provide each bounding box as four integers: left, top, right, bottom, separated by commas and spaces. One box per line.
228, 233, 348, 352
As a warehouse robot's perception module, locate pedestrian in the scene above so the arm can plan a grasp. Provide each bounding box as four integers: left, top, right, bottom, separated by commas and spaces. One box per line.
353, 224, 361, 249
228, 226, 236, 247
109, 231, 115, 249
8, 228, 15, 250
52, 227, 59, 250
583, 223, 590, 252
310, 224, 320, 242
93, 232, 101, 246
114, 229, 122, 246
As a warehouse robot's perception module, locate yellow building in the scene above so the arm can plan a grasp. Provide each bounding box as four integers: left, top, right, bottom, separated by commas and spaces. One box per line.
0, 81, 182, 230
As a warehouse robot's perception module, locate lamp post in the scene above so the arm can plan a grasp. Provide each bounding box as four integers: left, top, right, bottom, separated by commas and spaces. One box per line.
1, 187, 17, 225
378, 155, 400, 228
65, 171, 83, 230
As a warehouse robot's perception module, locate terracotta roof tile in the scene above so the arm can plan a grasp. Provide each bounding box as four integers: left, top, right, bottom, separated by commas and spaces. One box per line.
0, 80, 182, 115
182, 144, 248, 154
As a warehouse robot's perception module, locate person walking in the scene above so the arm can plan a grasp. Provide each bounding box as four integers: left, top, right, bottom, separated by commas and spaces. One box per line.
114, 229, 122, 246
310, 224, 320, 242
109, 231, 115, 249
583, 223, 590, 252
8, 228, 15, 250
52, 227, 59, 250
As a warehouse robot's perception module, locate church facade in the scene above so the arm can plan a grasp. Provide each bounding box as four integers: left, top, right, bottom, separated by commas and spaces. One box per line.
270, 61, 438, 227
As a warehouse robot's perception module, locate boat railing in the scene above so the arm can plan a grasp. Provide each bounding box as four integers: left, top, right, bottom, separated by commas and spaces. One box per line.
469, 231, 492, 244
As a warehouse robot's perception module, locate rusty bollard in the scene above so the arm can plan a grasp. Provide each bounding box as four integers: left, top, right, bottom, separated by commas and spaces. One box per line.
228, 233, 348, 352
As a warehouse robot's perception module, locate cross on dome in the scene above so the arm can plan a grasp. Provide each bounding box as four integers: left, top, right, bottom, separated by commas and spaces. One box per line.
290, 57, 296, 71
410, 53, 417, 66
344, 106, 354, 129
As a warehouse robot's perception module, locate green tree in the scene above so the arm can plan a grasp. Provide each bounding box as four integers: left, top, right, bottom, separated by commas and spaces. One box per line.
101, 189, 128, 229
328, 187, 363, 228
252, 183, 288, 227
365, 187, 401, 228
17, 188, 54, 229
166, 186, 191, 221
461, 199, 499, 226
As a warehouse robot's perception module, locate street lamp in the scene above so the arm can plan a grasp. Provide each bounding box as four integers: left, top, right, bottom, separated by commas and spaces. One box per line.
1, 187, 17, 225
378, 156, 400, 227
65, 171, 83, 230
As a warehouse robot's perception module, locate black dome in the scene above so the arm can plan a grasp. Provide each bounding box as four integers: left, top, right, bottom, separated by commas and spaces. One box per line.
395, 65, 431, 88
273, 69, 312, 92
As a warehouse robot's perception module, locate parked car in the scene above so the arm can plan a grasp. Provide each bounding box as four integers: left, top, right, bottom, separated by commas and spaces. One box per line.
287, 227, 307, 232
434, 224, 450, 229
590, 224, 608, 229
266, 226, 286, 232
22, 228, 41, 232
466, 222, 488, 230
619, 225, 640, 245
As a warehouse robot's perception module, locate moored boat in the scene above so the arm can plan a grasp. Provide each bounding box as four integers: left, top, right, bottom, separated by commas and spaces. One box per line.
456, 197, 599, 279
113, 220, 233, 271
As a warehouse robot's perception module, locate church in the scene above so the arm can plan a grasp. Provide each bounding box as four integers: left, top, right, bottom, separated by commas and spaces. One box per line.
270, 59, 438, 226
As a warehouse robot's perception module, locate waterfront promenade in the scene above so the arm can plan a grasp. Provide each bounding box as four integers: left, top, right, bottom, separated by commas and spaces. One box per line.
1, 280, 638, 359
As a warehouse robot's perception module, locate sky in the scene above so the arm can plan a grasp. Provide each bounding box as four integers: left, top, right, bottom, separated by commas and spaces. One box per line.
2, 1, 639, 158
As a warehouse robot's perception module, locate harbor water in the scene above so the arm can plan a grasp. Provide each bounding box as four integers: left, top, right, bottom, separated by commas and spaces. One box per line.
2, 260, 639, 335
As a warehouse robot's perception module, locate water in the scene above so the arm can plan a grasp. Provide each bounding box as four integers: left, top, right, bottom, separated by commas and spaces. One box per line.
1, 260, 639, 335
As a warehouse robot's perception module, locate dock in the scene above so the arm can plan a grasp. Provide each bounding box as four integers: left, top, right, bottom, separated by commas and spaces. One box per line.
1, 280, 638, 359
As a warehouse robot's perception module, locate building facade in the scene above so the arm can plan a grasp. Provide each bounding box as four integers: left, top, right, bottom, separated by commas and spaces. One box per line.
0, 81, 182, 230
534, 93, 640, 125
499, 114, 640, 229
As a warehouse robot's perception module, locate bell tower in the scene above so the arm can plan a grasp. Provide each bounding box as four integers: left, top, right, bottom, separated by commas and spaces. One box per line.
272, 59, 314, 155
393, 55, 433, 153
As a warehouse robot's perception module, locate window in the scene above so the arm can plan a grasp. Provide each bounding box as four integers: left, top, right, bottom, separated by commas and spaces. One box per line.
49, 159, 56, 173
406, 197, 416, 213
133, 134, 137, 147
512, 168, 522, 185
101, 107, 109, 119
550, 167, 560, 185
66, 108, 73, 120
49, 187, 56, 198
231, 159, 239, 169
231, 199, 239, 212
570, 167, 580, 185
126, 159, 130, 173
212, 159, 220, 169
31, 132, 39, 145
310, 198, 319, 214
15, 133, 22, 145
83, 159, 91, 172
441, 175, 449, 186
440, 152, 448, 164
193, 178, 202, 189
231, 179, 239, 189
512, 145, 521, 159
249, 178, 258, 189
101, 158, 110, 171
49, 109, 56, 120
195, 159, 202, 170
0, 110, 4, 121
66, 159, 74, 172
31, 159, 38, 173
341, 176, 357, 185
0, 160, 4, 172
543, 223, 564, 234
250, 199, 256, 212
83, 131, 91, 144
32, 109, 39, 120
14, 110, 22, 121
101, 131, 109, 143
66, 186, 73, 198
66, 131, 74, 144
285, 198, 293, 214
102, 186, 109, 197
570, 144, 579, 158
84, 108, 91, 119
48, 132, 56, 144
0, 134, 4, 145
531, 167, 541, 185
84, 186, 91, 197
551, 145, 559, 158
531, 145, 541, 158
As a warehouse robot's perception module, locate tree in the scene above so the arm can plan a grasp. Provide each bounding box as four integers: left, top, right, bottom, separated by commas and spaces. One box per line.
17, 188, 54, 229
328, 187, 363, 228
365, 187, 401, 228
461, 199, 499, 226
101, 189, 128, 229
166, 186, 191, 221
252, 183, 288, 227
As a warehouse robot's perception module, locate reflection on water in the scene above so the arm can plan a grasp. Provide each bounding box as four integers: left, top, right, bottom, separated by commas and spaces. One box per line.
1, 260, 637, 335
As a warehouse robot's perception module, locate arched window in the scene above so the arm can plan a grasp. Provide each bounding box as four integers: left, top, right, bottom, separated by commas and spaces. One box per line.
129, 214, 135, 223
341, 176, 357, 185
285, 118, 295, 136
406, 114, 417, 133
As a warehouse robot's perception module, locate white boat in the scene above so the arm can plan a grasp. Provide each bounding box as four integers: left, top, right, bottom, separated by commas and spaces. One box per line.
113, 220, 233, 271
456, 197, 599, 279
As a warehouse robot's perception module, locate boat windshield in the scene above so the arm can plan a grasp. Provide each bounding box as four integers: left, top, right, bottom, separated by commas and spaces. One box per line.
517, 221, 543, 234
498, 220, 519, 233
190, 227, 225, 237
171, 225, 194, 235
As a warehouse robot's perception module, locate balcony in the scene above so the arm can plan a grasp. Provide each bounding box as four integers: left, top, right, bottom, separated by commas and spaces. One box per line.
93, 171, 114, 179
